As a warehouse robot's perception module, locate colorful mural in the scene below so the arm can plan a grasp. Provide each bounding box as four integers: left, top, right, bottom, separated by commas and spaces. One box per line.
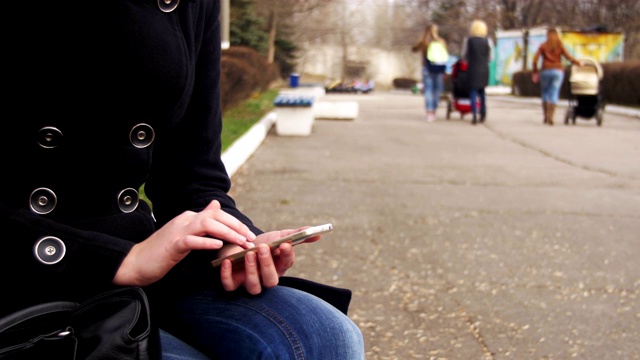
561, 31, 624, 63
494, 28, 624, 86
495, 28, 547, 86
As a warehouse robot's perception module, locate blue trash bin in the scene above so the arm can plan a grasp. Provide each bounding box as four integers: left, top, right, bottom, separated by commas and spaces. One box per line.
289, 73, 300, 88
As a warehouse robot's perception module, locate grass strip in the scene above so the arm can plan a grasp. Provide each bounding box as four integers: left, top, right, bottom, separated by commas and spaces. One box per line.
221, 89, 279, 152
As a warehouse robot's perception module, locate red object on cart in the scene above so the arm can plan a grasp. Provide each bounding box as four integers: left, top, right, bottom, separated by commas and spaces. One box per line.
446, 59, 479, 120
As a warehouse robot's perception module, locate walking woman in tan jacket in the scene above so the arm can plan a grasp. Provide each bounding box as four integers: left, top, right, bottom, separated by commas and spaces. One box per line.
532, 28, 582, 125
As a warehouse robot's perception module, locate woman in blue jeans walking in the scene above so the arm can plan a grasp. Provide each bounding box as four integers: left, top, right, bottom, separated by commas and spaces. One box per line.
413, 24, 449, 122
532, 28, 582, 125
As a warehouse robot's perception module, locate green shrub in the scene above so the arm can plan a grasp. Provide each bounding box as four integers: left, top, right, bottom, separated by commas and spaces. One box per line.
221, 46, 280, 111
512, 61, 640, 107
393, 77, 418, 89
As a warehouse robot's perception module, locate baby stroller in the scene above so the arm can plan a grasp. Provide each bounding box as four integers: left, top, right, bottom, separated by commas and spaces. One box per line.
564, 58, 605, 126
446, 59, 479, 120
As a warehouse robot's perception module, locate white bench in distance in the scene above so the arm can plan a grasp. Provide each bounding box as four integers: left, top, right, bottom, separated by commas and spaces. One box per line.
314, 101, 359, 120
274, 94, 316, 136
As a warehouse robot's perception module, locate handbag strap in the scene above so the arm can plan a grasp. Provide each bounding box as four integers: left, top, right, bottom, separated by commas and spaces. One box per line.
0, 302, 77, 332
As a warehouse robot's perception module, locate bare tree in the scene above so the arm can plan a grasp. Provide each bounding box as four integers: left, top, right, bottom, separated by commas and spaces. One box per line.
270, 0, 638, 85
493, 0, 640, 59
254, 0, 334, 63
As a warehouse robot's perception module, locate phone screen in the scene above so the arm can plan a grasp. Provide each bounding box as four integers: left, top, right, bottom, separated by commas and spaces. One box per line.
210, 223, 333, 268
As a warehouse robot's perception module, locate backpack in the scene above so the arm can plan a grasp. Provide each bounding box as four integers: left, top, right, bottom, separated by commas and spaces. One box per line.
426, 40, 448, 73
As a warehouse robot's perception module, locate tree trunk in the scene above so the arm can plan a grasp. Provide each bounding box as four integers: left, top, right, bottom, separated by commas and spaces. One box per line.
267, 10, 277, 64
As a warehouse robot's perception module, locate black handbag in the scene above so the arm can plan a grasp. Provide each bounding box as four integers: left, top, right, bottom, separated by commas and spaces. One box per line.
0, 287, 159, 360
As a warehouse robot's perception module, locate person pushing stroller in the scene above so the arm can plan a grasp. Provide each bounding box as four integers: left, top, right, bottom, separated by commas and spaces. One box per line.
532, 27, 582, 126
461, 20, 493, 125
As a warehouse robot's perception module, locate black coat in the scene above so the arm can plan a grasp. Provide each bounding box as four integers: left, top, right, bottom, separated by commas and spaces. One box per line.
1, 0, 350, 316
464, 36, 491, 90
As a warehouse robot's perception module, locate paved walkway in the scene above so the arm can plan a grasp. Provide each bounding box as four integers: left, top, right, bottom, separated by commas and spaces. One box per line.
224, 92, 640, 360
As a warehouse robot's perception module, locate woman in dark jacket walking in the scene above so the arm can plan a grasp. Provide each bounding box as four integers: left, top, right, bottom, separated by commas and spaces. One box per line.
461, 20, 493, 125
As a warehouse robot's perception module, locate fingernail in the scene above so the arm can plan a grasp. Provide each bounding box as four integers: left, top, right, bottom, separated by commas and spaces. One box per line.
246, 251, 256, 265
258, 245, 270, 258
238, 233, 255, 243
247, 231, 257, 241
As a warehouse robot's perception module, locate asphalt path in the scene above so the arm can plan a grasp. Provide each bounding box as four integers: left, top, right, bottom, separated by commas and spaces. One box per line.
226, 92, 640, 360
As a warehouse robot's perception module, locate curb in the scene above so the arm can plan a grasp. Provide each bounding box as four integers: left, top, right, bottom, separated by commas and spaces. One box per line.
492, 95, 640, 119
221, 111, 276, 178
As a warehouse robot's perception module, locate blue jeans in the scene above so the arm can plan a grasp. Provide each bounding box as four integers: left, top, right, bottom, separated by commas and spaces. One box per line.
423, 66, 444, 111
158, 286, 365, 360
540, 69, 564, 104
469, 88, 486, 116
161, 330, 210, 360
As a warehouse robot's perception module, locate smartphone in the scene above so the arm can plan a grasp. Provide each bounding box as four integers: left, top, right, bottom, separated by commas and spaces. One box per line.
210, 223, 333, 268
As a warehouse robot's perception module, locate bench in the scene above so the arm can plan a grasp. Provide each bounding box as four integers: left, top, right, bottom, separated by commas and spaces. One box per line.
274, 94, 316, 136
314, 101, 359, 120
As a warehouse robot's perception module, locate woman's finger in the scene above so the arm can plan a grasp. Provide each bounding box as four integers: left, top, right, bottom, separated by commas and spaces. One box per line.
220, 259, 240, 291
273, 242, 295, 277
243, 251, 262, 295
257, 245, 279, 288
201, 201, 256, 245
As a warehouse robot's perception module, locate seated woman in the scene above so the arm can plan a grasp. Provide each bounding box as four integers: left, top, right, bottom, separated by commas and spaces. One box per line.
1, 1, 365, 359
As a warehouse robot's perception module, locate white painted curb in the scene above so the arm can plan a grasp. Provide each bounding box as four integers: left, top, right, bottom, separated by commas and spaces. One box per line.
222, 111, 276, 178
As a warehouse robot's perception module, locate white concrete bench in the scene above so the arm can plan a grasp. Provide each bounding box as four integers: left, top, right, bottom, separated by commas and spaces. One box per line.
314, 101, 359, 120
274, 94, 316, 136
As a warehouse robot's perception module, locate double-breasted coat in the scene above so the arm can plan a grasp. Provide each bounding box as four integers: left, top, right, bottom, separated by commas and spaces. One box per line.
463, 36, 491, 90
1, 0, 350, 316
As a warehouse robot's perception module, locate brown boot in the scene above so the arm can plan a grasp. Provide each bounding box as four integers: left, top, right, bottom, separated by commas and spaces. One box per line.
542, 102, 548, 124
547, 104, 556, 126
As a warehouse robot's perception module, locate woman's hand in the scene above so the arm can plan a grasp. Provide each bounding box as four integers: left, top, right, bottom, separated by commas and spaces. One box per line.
113, 200, 256, 286
531, 72, 539, 83
219, 228, 323, 294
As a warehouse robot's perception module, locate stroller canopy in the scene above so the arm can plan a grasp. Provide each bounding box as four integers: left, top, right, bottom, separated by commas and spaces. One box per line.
569, 58, 603, 96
